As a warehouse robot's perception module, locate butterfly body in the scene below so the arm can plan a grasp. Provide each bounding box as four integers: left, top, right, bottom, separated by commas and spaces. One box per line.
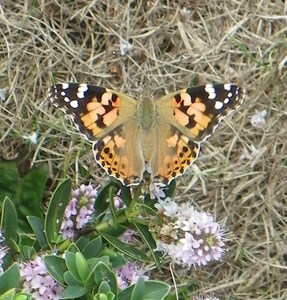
49, 83, 245, 186
137, 95, 157, 130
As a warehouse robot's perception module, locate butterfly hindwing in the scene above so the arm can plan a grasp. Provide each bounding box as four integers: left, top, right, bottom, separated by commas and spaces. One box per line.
92, 123, 146, 186
148, 122, 200, 186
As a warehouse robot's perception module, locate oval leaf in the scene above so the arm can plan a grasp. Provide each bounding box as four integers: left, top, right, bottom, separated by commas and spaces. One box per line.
61, 285, 87, 299
44, 255, 67, 286
100, 232, 149, 262
45, 179, 72, 248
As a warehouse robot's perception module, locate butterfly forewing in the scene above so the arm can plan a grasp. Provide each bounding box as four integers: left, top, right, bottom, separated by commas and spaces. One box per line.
157, 84, 245, 143
48, 83, 136, 141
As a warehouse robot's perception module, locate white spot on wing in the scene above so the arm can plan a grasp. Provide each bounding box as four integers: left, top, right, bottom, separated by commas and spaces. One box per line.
78, 84, 88, 92
215, 101, 224, 110
61, 91, 65, 96
62, 83, 69, 89
224, 83, 231, 91
224, 98, 230, 104
64, 97, 70, 102
70, 100, 79, 108
205, 84, 216, 99
77, 91, 85, 98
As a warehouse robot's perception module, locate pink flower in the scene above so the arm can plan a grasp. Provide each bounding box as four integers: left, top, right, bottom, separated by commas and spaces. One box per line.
60, 184, 98, 238
119, 230, 137, 244
19, 255, 63, 299
116, 262, 148, 290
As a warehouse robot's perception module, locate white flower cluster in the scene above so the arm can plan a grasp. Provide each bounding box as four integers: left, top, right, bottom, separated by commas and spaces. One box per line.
153, 199, 225, 268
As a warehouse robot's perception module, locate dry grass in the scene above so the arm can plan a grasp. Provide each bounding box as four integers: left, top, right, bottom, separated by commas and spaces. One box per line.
1, 1, 287, 299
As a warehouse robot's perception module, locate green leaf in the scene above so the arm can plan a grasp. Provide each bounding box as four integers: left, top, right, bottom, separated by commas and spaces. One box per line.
18, 164, 48, 219
21, 245, 36, 260
0, 161, 18, 204
0, 288, 16, 300
94, 182, 119, 218
94, 292, 115, 300
74, 236, 90, 250
131, 277, 145, 300
142, 281, 170, 300
0, 263, 20, 295
61, 285, 88, 299
45, 178, 72, 248
119, 280, 170, 300
109, 253, 126, 269
100, 232, 149, 262
93, 262, 118, 296
163, 180, 176, 198
44, 255, 67, 286
27, 216, 47, 248
1, 197, 18, 253
98, 281, 111, 294
134, 223, 162, 270
81, 236, 103, 259
75, 252, 89, 282
65, 251, 82, 283
141, 203, 157, 216
88, 256, 110, 271
118, 185, 132, 206
67, 243, 80, 254
0, 161, 48, 233
63, 271, 79, 286
108, 186, 119, 226
13, 293, 32, 300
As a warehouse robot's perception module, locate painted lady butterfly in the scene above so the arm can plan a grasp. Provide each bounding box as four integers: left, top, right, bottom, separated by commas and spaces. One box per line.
48, 83, 245, 186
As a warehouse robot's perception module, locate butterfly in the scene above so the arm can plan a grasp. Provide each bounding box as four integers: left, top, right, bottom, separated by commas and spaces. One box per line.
48, 83, 245, 187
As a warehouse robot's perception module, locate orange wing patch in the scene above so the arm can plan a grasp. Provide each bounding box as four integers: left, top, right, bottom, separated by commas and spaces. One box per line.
172, 93, 212, 138
80, 92, 121, 136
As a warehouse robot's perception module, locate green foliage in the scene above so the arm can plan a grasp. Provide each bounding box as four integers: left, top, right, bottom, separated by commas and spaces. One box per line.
0, 177, 172, 299
45, 241, 118, 298
44, 241, 170, 300
45, 178, 72, 248
0, 263, 20, 295
1, 198, 18, 257
118, 279, 170, 300
100, 232, 149, 262
26, 216, 46, 249
0, 160, 48, 233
